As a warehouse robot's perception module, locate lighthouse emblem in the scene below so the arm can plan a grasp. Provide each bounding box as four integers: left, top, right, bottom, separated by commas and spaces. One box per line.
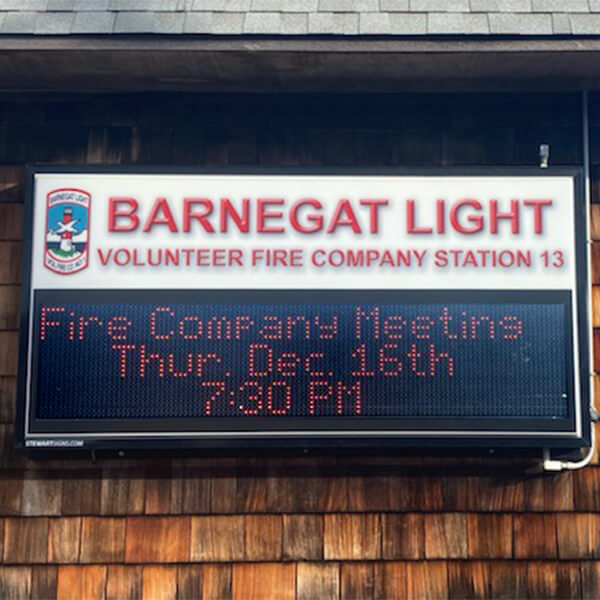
44, 189, 91, 275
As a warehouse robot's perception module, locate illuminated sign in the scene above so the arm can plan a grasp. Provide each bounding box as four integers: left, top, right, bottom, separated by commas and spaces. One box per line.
17, 168, 591, 449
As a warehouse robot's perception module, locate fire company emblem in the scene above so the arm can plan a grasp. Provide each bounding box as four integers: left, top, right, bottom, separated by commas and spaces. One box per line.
44, 188, 91, 275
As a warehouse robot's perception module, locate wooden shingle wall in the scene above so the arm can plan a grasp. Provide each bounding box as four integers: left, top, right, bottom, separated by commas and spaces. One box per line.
0, 92, 598, 599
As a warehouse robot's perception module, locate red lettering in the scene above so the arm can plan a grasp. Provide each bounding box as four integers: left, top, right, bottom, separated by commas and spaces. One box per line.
266, 381, 292, 415
524, 199, 553, 234
382, 315, 405, 340
315, 315, 338, 339
178, 316, 202, 340
276, 352, 300, 377
449, 200, 484, 234
183, 198, 215, 233
142, 197, 178, 233
139, 344, 165, 378
220, 198, 249, 233
436, 199, 445, 233
290, 198, 323, 233
308, 381, 334, 415
77, 315, 103, 341
359, 198, 388, 234
108, 197, 139, 232
286, 315, 310, 340
40, 306, 65, 340
351, 343, 375, 377
238, 381, 263, 415
257, 198, 284, 233
337, 380, 361, 414
470, 315, 495, 340
150, 306, 174, 340
97, 248, 112, 265
196, 353, 221, 377
258, 316, 283, 340
406, 199, 433, 234
411, 316, 434, 340
234, 315, 254, 340
249, 343, 272, 377
327, 199, 361, 234
168, 353, 194, 378
305, 352, 326, 377
429, 344, 454, 377
112, 344, 136, 378
107, 316, 132, 341
203, 381, 225, 415
490, 199, 519, 234
379, 344, 402, 376
406, 343, 427, 376
356, 306, 379, 340
500, 315, 523, 339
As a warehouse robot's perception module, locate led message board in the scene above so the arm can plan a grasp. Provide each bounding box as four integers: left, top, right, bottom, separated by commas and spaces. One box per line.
17, 168, 591, 449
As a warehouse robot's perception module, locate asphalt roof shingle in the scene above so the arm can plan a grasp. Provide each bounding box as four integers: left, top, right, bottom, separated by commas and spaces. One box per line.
0, 0, 599, 35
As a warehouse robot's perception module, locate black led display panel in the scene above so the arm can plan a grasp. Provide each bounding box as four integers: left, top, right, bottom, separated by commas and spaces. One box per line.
24, 287, 583, 447
33, 291, 570, 421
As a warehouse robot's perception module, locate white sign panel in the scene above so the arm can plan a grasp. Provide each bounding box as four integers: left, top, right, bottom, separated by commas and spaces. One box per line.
30, 173, 576, 291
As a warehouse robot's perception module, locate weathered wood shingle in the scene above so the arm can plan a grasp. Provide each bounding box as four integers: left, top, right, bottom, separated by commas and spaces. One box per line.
125, 516, 190, 563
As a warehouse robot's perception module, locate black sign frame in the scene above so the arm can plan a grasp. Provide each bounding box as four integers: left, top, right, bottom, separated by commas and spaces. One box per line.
15, 165, 592, 451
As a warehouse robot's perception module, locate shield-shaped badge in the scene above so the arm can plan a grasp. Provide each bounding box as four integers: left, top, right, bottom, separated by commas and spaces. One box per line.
44, 188, 91, 275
